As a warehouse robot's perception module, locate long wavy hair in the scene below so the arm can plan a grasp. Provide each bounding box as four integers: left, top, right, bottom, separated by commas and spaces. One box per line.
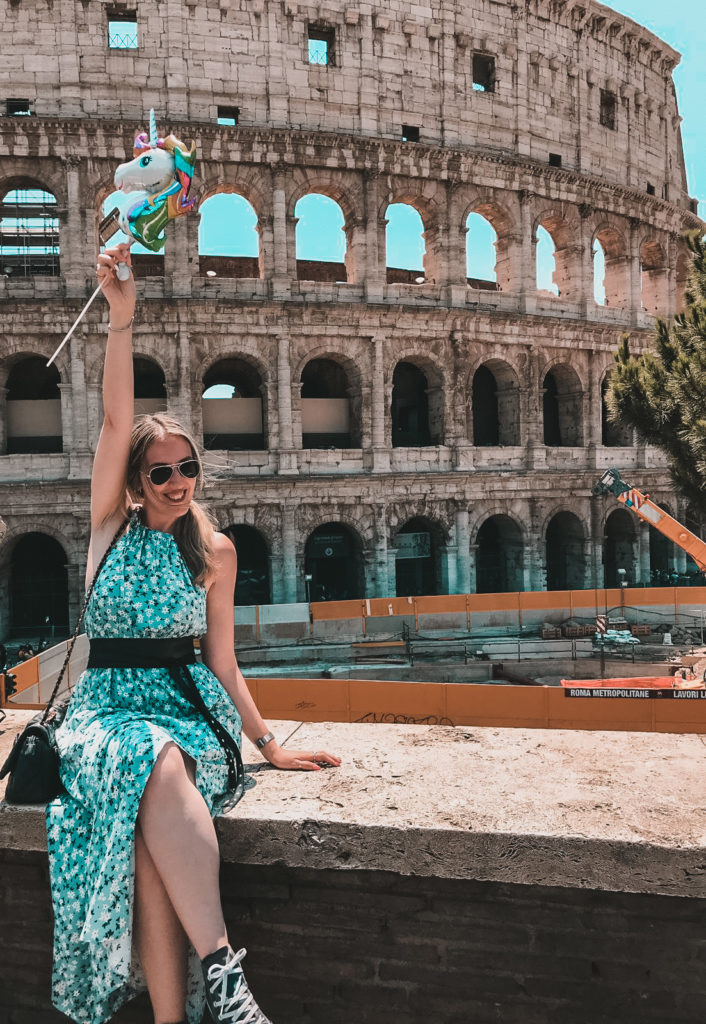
126, 413, 216, 586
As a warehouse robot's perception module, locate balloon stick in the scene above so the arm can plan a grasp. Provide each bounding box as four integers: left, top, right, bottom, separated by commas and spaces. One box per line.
46, 246, 131, 369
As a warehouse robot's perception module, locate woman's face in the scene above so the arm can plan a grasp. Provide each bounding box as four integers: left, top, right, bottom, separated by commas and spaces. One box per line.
140, 434, 198, 521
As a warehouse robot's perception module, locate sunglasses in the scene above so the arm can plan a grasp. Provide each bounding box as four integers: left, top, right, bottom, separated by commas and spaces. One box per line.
144, 458, 200, 486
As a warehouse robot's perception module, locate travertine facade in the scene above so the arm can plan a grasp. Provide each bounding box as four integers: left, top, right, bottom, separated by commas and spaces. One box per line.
0, 0, 702, 635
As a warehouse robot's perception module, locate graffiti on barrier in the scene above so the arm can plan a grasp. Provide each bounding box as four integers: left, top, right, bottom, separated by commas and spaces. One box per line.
354, 711, 455, 726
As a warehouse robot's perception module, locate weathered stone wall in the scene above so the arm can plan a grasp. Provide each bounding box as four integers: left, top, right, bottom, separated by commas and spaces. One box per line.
0, 0, 694, 209
0, 1, 701, 632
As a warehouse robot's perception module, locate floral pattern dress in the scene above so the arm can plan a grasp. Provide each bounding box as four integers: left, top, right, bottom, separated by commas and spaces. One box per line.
46, 520, 242, 1024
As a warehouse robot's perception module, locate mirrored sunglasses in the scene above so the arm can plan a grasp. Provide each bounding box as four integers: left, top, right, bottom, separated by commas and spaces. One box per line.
146, 458, 200, 486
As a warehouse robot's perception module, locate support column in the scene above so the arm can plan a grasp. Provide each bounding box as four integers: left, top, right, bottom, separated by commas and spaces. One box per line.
373, 504, 389, 598
58, 383, 74, 454
441, 545, 458, 596
62, 156, 85, 298
281, 505, 298, 604
386, 546, 398, 597
468, 543, 477, 595
455, 505, 471, 594
528, 498, 545, 591
169, 216, 194, 299
68, 335, 89, 453
590, 498, 605, 590
176, 325, 195, 430
0, 387, 7, 455
628, 218, 643, 324
578, 204, 594, 316
518, 190, 536, 313
638, 521, 651, 585
271, 170, 291, 300
277, 334, 298, 475
363, 171, 385, 303
370, 335, 390, 472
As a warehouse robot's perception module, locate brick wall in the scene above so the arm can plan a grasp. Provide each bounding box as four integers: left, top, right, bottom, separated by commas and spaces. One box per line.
1, 849, 704, 1024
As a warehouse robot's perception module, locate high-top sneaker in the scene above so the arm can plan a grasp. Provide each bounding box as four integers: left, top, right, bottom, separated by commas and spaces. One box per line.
201, 946, 273, 1024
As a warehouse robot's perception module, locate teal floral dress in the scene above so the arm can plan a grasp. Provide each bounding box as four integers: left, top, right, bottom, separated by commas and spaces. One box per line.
46, 520, 242, 1024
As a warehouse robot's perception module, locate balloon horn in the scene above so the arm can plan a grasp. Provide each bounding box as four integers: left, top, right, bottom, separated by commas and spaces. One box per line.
149, 108, 158, 147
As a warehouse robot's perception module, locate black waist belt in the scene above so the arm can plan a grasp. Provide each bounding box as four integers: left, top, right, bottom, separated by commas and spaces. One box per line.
87, 637, 244, 800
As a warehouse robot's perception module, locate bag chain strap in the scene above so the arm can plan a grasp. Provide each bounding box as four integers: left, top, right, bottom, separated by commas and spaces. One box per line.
40, 512, 132, 724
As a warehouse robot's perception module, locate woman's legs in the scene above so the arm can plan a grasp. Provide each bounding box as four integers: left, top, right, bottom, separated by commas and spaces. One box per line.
137, 742, 228, 959
134, 822, 188, 1023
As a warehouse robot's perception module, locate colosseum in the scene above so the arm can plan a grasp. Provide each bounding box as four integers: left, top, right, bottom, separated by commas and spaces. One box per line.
0, 0, 702, 638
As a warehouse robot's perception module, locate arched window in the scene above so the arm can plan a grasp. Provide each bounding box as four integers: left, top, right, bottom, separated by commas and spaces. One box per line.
304, 523, 364, 601
640, 240, 668, 315
1, 185, 59, 277
221, 525, 271, 605
536, 215, 579, 298
391, 361, 443, 447
466, 212, 498, 290
542, 366, 583, 447
594, 227, 628, 308
295, 193, 347, 282
395, 517, 443, 597
546, 512, 586, 590
202, 358, 265, 450
10, 533, 69, 634
300, 358, 359, 448
593, 238, 606, 306
6, 356, 62, 454
198, 192, 260, 279
134, 357, 167, 416
101, 190, 162, 274
604, 508, 636, 587
385, 203, 426, 284
536, 225, 559, 296
476, 516, 524, 593
601, 376, 632, 447
472, 361, 520, 446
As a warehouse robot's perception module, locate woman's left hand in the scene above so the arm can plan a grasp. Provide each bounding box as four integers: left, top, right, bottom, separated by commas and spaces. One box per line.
265, 745, 341, 771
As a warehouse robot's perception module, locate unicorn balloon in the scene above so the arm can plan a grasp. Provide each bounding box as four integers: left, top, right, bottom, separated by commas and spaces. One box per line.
113, 110, 197, 252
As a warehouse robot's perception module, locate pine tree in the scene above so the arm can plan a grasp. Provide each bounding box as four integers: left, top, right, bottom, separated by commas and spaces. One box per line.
607, 231, 706, 512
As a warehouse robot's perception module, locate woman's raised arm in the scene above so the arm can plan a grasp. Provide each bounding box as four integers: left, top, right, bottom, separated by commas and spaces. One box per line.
89, 245, 137, 560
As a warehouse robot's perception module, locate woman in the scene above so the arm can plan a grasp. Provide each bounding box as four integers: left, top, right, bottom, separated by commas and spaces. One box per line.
46, 244, 340, 1024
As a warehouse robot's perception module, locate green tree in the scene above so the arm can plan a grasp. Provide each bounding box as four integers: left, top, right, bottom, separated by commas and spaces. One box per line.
607, 231, 706, 511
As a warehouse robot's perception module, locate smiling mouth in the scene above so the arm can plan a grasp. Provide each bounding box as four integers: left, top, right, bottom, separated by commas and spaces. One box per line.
164, 491, 187, 503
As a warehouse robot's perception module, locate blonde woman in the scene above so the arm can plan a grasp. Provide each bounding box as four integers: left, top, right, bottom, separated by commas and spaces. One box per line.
46, 244, 340, 1024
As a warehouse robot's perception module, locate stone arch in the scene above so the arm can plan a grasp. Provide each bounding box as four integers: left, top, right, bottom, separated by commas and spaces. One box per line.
0, 179, 60, 277
133, 355, 167, 416
298, 350, 363, 449
534, 207, 582, 298
220, 523, 272, 605
469, 358, 521, 446
303, 521, 366, 601
545, 509, 588, 590
6, 530, 70, 635
592, 222, 628, 308
288, 174, 364, 284
600, 370, 633, 447
201, 353, 268, 451
383, 190, 442, 285
462, 196, 517, 292
197, 183, 263, 279
541, 362, 584, 446
475, 512, 525, 593
391, 354, 445, 447
640, 237, 669, 314
4, 354, 63, 455
393, 515, 446, 597
603, 507, 637, 587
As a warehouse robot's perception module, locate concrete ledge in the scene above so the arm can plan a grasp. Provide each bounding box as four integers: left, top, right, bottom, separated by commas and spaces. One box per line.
1, 711, 704, 899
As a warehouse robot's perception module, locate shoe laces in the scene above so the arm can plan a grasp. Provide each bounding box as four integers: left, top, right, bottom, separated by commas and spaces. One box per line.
205, 947, 268, 1024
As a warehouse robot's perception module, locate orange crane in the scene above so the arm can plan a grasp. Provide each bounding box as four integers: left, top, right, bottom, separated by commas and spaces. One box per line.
593, 468, 706, 572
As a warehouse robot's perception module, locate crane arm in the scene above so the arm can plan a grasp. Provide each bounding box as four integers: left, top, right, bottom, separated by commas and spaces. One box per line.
593, 469, 706, 573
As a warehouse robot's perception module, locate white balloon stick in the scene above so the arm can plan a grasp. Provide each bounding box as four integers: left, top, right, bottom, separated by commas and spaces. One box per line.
46, 252, 132, 369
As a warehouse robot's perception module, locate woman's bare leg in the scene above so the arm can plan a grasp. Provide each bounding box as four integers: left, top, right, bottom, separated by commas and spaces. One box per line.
137, 742, 228, 959
134, 823, 188, 1023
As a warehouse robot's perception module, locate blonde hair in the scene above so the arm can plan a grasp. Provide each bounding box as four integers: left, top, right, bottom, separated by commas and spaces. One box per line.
127, 413, 216, 586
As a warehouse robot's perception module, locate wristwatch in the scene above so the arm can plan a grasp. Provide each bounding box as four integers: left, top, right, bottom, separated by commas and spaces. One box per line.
255, 731, 275, 750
